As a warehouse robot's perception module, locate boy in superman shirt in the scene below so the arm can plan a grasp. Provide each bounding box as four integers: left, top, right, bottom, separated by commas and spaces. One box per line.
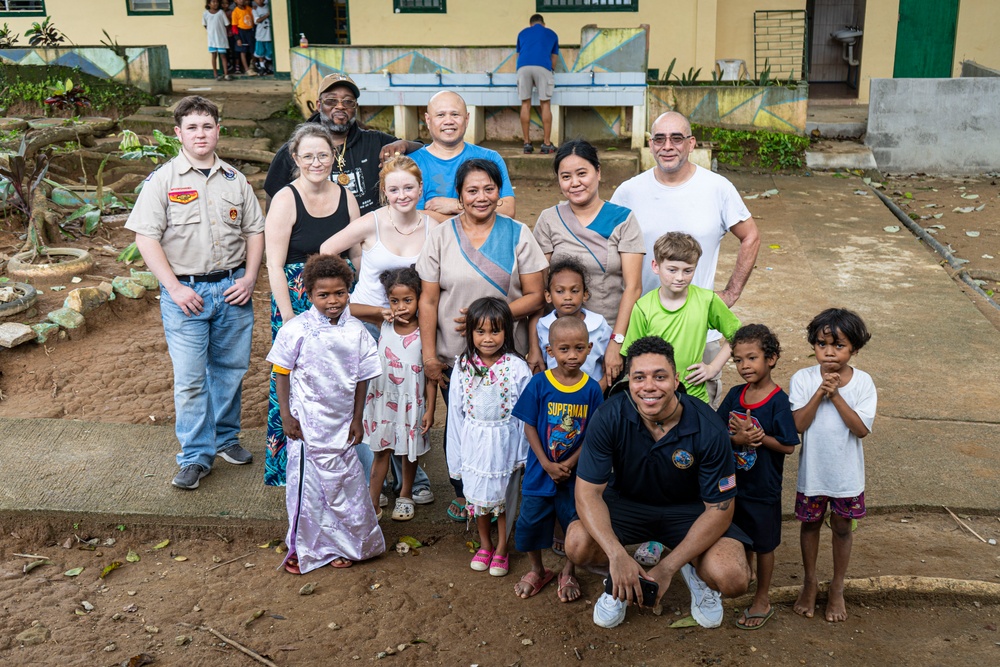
512, 317, 603, 603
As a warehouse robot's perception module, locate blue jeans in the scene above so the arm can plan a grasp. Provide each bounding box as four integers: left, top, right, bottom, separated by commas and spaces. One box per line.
160, 270, 254, 470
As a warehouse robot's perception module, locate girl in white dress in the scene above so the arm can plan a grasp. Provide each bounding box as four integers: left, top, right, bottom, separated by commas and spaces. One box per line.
363, 266, 436, 522
447, 297, 531, 577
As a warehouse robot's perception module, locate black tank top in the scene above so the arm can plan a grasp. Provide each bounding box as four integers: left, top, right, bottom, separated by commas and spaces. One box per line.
285, 183, 351, 264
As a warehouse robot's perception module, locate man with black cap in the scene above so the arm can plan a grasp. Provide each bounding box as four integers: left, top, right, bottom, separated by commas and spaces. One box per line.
264, 73, 421, 213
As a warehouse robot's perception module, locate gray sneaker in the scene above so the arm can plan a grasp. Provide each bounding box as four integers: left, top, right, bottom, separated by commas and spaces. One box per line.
217, 443, 253, 465
680, 563, 723, 628
412, 487, 435, 505
172, 464, 209, 490
593, 589, 627, 628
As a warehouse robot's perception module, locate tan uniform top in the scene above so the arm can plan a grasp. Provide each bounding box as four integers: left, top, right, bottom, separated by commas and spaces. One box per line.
125, 151, 264, 276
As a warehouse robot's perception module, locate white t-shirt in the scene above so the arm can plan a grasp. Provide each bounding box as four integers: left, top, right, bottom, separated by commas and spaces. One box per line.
789, 365, 877, 497
202, 10, 229, 51
610, 165, 751, 341
253, 4, 271, 42
536, 308, 612, 381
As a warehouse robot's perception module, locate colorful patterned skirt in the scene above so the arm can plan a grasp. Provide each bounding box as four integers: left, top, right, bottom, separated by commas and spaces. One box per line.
265, 263, 311, 487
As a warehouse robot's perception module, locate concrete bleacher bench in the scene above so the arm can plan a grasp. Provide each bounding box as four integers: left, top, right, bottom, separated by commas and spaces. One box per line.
350, 71, 649, 149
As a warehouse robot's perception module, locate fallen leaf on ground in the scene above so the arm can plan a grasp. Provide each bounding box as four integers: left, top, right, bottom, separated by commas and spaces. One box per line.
64, 567, 84, 577
152, 539, 169, 550
173, 556, 188, 561
100, 561, 122, 579
259, 538, 283, 548
883, 226, 900, 233
961, 193, 980, 199
967, 231, 981, 237
669, 615, 700, 628
953, 207, 975, 213
399, 536, 422, 549
23, 559, 52, 574
126, 549, 140, 563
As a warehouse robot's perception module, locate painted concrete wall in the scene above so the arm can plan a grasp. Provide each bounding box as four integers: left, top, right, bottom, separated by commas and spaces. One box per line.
0, 45, 170, 94
648, 84, 808, 135
866, 78, 1000, 174
0, 0, 291, 74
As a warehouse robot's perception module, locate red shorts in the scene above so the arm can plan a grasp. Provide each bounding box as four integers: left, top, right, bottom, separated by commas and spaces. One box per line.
795, 491, 866, 522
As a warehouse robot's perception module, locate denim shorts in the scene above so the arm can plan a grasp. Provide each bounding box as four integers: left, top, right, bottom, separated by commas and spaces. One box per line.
514, 485, 578, 552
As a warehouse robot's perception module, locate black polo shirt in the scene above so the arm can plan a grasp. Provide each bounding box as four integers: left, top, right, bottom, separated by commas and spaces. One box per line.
577, 391, 737, 506
263, 115, 401, 214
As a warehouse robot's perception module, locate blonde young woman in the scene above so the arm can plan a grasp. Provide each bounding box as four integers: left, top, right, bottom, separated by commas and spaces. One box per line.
263, 123, 361, 486
320, 156, 440, 513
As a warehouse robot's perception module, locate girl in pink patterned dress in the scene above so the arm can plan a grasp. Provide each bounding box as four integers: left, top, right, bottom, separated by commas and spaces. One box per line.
363, 266, 437, 522
447, 297, 532, 578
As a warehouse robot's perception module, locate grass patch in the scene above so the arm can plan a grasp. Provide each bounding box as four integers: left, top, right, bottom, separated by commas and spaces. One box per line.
694, 124, 811, 170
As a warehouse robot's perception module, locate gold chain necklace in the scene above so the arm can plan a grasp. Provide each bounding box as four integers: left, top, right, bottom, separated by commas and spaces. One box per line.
332, 143, 349, 185
388, 208, 422, 236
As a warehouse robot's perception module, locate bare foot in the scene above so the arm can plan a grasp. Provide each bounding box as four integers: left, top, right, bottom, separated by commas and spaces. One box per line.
793, 579, 817, 618
825, 586, 848, 622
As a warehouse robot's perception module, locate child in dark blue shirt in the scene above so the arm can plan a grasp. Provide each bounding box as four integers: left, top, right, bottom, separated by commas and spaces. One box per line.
717, 324, 799, 630
512, 316, 603, 603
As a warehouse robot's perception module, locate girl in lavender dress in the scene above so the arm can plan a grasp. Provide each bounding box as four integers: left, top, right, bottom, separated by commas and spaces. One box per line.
268, 254, 385, 573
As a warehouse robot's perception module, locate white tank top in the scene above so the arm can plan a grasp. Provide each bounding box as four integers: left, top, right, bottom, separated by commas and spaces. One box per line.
351, 211, 430, 308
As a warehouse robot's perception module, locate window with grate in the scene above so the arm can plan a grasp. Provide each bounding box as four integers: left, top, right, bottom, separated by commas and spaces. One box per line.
394, 0, 446, 14
126, 0, 173, 15
0, 0, 46, 16
537, 0, 638, 12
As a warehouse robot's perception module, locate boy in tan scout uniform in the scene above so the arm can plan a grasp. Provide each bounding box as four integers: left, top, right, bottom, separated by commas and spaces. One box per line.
126, 95, 264, 490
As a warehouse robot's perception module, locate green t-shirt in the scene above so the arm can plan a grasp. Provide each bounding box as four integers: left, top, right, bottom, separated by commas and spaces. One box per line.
621, 285, 740, 402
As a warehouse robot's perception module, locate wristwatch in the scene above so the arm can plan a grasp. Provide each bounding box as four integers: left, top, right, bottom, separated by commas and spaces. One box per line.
612, 333, 625, 344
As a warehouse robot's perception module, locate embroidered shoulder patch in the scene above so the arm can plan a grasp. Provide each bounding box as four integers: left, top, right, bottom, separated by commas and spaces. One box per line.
229, 208, 239, 221
221, 167, 236, 181
168, 189, 198, 204
718, 474, 736, 493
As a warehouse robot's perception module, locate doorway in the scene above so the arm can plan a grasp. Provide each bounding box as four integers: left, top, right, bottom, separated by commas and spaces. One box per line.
288, 0, 349, 46
893, 0, 959, 78
806, 0, 866, 99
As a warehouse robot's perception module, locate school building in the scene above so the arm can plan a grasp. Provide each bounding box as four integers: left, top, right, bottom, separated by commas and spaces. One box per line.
1, 1, 997, 104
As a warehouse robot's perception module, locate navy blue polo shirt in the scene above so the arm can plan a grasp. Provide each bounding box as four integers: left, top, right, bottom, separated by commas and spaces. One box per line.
577, 391, 737, 506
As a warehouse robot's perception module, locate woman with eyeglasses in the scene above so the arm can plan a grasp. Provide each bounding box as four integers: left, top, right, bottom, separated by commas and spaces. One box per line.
263, 122, 361, 486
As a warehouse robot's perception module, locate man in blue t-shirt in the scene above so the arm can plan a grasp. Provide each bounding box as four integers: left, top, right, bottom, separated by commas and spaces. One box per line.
566, 336, 751, 630
516, 14, 560, 154
411, 91, 516, 222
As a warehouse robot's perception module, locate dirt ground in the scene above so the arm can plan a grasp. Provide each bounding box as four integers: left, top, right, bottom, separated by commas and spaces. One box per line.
2, 169, 1000, 665
1, 510, 999, 666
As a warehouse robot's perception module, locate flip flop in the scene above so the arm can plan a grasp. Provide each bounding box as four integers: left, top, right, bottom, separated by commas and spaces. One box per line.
330, 557, 353, 569
552, 537, 566, 557
283, 554, 300, 575
447, 499, 468, 522
557, 573, 582, 603
736, 606, 775, 630
514, 569, 554, 598
470, 548, 494, 572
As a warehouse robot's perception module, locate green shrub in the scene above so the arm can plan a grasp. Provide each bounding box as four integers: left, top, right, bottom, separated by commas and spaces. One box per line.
0, 63, 156, 115
695, 125, 810, 170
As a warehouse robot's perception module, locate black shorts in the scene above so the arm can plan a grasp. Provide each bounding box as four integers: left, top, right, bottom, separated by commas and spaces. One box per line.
604, 487, 751, 548
236, 29, 255, 53
733, 497, 782, 554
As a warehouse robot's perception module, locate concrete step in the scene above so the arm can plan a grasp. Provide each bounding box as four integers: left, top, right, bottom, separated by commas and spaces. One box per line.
120, 114, 260, 139
805, 140, 877, 171
495, 146, 640, 184
806, 103, 869, 139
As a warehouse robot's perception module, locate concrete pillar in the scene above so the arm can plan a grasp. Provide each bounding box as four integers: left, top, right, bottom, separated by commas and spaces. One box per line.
465, 105, 486, 144
550, 104, 563, 146
631, 103, 647, 151
393, 105, 419, 141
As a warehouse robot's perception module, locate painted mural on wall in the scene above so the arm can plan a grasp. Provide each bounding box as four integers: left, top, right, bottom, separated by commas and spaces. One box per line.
291, 26, 648, 142
647, 85, 808, 135
0, 46, 171, 94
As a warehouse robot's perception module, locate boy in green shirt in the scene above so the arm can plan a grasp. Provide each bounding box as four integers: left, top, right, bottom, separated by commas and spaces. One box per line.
621, 232, 740, 403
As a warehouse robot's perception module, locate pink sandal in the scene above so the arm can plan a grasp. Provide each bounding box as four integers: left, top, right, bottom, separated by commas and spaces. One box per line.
489, 552, 509, 577
470, 548, 494, 572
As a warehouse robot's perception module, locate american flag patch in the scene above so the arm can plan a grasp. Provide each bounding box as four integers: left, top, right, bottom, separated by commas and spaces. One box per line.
718, 475, 736, 493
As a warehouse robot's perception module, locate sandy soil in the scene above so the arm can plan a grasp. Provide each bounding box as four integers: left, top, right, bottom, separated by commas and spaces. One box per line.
2, 169, 1000, 665
1, 510, 999, 666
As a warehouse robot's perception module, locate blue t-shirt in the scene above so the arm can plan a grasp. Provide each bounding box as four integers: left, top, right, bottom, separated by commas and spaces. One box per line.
716, 384, 799, 503
410, 144, 515, 210
512, 370, 604, 497
516, 23, 560, 71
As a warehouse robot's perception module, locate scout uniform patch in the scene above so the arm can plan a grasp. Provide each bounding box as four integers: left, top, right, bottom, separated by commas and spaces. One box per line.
168, 189, 198, 204
221, 168, 236, 181
229, 208, 239, 221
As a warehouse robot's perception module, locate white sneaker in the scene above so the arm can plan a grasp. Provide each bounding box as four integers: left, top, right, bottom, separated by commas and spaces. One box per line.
593, 590, 627, 629
379, 493, 388, 508
680, 563, 723, 628
411, 487, 435, 505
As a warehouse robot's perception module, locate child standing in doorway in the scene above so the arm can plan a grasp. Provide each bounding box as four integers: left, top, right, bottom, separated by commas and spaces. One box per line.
252, 0, 274, 75
268, 254, 385, 574
363, 266, 436, 523
789, 308, 876, 623
231, 0, 256, 76
447, 297, 532, 578
202, 1, 231, 81
512, 316, 603, 602
717, 324, 799, 629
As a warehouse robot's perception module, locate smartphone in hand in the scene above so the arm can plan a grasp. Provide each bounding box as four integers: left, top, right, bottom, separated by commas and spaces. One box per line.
604, 575, 659, 607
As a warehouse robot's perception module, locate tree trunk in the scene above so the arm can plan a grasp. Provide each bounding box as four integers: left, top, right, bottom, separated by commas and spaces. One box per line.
23, 182, 53, 253
24, 126, 96, 160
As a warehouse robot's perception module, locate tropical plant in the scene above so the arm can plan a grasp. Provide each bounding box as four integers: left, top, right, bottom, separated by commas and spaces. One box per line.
44, 78, 91, 112
60, 156, 129, 237
0, 23, 19, 48
0, 136, 51, 254
118, 128, 180, 163
24, 17, 66, 47
100, 30, 131, 86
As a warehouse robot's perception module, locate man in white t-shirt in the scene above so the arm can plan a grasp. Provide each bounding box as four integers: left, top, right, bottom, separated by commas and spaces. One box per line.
610, 111, 759, 407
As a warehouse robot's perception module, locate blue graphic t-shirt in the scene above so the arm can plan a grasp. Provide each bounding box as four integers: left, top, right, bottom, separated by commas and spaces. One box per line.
410, 143, 515, 209
512, 370, 604, 497
716, 384, 799, 503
